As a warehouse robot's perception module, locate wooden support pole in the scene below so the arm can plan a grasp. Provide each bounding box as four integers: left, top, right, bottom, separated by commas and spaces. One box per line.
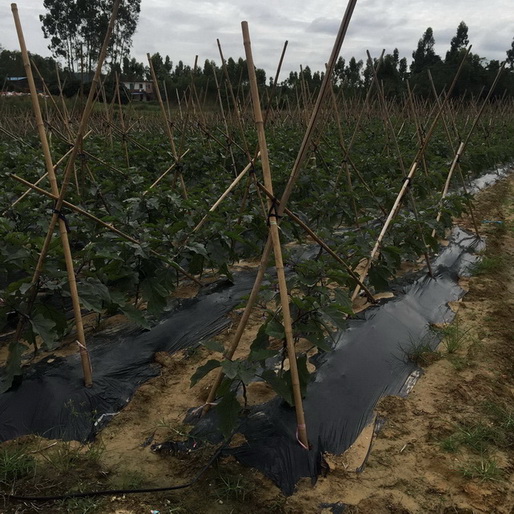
254, 180, 376, 302
143, 149, 190, 194
431, 63, 505, 238
351, 46, 472, 301
192, 153, 260, 233
203, 0, 358, 420
279, 0, 358, 213
366, 51, 433, 277
242, 21, 308, 448
11, 2, 117, 386
147, 53, 188, 199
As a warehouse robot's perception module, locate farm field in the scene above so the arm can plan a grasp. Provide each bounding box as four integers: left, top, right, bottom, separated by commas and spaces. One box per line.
2, 13, 514, 511
0, 159, 513, 513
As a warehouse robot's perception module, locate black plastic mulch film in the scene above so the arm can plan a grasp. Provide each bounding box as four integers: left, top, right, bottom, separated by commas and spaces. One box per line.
1, 167, 505, 495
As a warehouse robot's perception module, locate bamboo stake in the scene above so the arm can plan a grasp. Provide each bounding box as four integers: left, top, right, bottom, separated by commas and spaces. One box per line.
192, 153, 260, 233
143, 149, 190, 194
280, 0, 358, 212
366, 51, 433, 276
263, 40, 288, 125
202, 236, 273, 415
213, 68, 238, 178
254, 180, 375, 302
431, 63, 505, 237
115, 72, 130, 167
203, 0, 359, 416
426, 71, 479, 233
54, 61, 72, 137
217, 39, 252, 161
11, 2, 109, 387
4, 140, 85, 213
328, 79, 359, 224
147, 53, 188, 199
242, 21, 308, 448
351, 47, 472, 301
9, 0, 120, 385
405, 81, 430, 177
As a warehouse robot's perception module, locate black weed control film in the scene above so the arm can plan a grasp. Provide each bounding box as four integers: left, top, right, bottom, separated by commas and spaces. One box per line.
0, 226, 485, 494
192, 227, 484, 494
0, 275, 256, 442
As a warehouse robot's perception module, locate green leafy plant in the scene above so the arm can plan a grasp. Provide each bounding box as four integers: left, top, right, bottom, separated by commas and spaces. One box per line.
0, 446, 36, 485
458, 457, 503, 481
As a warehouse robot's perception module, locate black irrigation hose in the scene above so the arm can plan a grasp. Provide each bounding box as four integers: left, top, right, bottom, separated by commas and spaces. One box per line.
2, 440, 227, 503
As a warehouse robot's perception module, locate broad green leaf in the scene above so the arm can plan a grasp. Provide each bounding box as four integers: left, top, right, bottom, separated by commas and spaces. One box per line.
221, 360, 240, 379
29, 312, 57, 349
265, 318, 285, 339
296, 318, 331, 351
141, 277, 168, 314
218, 262, 234, 282
0, 340, 24, 393
201, 339, 225, 353
261, 369, 293, 406
190, 359, 220, 387
333, 290, 353, 314
261, 355, 311, 406
321, 305, 348, 330
120, 304, 151, 330
216, 390, 241, 437
79, 278, 112, 313
187, 252, 204, 275
249, 325, 275, 362
186, 242, 209, 258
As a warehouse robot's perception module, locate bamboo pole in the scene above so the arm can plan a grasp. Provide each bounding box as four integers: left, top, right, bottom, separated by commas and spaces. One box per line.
147, 53, 188, 199
115, 72, 130, 167
431, 64, 505, 238
11, 2, 110, 387
216, 39, 253, 161
203, 0, 359, 416
192, 153, 260, 233
143, 149, 190, 194
242, 21, 308, 448
8, 0, 121, 385
351, 47, 472, 301
328, 79, 359, 224
366, 51, 433, 277
426, 71, 479, 234
263, 40, 288, 125
4, 139, 87, 213
212, 68, 238, 178
279, 0, 358, 212
254, 180, 375, 302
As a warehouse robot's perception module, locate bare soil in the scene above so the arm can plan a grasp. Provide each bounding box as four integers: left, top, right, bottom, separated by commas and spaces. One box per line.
1, 175, 513, 513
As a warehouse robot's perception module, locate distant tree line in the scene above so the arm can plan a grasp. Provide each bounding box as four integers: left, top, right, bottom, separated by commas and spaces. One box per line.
1, 21, 514, 102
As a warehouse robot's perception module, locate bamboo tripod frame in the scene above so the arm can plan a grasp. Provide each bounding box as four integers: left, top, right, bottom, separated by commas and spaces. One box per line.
351, 46, 473, 301
9, 0, 122, 387
202, 0, 359, 449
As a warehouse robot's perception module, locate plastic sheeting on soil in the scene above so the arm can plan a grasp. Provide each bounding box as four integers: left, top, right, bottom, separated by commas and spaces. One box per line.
190, 227, 484, 494
0, 225, 487, 494
0, 275, 256, 442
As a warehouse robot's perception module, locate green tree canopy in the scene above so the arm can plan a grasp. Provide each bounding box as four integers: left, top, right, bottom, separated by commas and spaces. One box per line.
40, 0, 141, 73
446, 21, 469, 63
411, 27, 441, 74
507, 38, 514, 68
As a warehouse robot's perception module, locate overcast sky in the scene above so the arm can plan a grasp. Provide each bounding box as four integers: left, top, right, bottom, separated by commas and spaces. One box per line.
2, 0, 512, 77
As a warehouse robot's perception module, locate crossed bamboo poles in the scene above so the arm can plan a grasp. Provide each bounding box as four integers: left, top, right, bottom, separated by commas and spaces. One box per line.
8, 1, 123, 388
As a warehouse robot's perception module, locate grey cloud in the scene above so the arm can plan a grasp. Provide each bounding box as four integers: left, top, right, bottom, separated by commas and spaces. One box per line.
306, 17, 340, 35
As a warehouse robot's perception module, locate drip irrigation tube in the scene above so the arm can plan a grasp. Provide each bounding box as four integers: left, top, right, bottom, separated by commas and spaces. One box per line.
2, 440, 227, 502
